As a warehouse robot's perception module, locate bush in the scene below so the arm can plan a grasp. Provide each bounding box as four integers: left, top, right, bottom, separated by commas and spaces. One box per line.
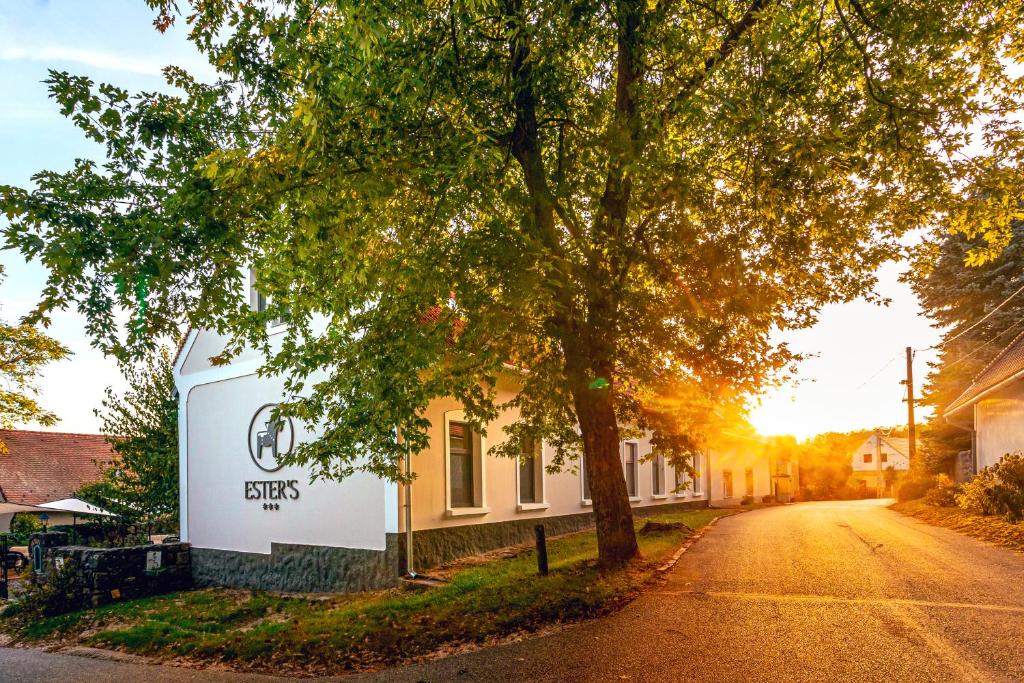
7, 514, 44, 545
740, 495, 754, 506
896, 475, 934, 502
761, 495, 776, 504
1, 560, 78, 621
954, 453, 1024, 522
956, 469, 998, 516
924, 474, 958, 507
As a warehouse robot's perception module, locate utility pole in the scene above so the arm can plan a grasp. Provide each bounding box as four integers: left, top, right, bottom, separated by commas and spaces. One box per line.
902, 346, 917, 468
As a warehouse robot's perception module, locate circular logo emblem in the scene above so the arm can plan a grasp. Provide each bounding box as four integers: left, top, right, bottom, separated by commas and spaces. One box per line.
247, 403, 294, 472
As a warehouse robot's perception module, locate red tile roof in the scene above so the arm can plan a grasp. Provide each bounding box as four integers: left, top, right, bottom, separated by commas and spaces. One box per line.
0, 430, 113, 505
944, 329, 1024, 416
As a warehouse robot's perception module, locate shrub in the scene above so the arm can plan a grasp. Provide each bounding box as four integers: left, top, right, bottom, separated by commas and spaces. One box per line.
761, 495, 776, 504
924, 474, 958, 507
8, 514, 44, 545
1, 560, 78, 621
954, 453, 1024, 522
991, 453, 1024, 522
740, 495, 754, 506
956, 469, 998, 516
896, 475, 934, 502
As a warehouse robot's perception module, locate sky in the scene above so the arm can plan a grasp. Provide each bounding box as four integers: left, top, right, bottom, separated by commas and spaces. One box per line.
0, 1, 943, 440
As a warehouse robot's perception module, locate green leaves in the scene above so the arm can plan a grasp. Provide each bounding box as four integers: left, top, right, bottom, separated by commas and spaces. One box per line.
1, 0, 1022, 487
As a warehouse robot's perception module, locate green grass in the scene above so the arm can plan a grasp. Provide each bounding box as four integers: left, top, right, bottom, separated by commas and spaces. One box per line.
1, 509, 730, 674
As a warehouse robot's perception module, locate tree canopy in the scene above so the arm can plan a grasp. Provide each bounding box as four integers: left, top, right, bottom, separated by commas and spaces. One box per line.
2, 0, 1022, 564
0, 265, 69, 452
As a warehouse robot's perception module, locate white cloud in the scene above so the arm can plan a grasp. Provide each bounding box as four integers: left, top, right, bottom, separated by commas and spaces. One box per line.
0, 44, 215, 79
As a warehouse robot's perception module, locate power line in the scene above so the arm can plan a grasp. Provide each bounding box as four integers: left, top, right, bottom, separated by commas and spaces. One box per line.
920, 281, 1024, 352
852, 352, 903, 392
939, 317, 1024, 376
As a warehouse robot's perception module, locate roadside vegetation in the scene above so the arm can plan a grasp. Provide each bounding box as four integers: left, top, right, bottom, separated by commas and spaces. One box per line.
892, 454, 1024, 553
1, 508, 730, 675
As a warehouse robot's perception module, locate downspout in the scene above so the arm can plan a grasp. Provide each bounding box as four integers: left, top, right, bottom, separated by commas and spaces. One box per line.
404, 440, 416, 579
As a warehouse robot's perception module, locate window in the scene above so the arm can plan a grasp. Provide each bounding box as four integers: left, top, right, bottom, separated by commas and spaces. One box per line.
449, 421, 476, 507
581, 456, 591, 502
444, 411, 486, 513
518, 438, 545, 507
880, 453, 888, 463
623, 442, 639, 498
674, 464, 687, 495
692, 455, 702, 495
863, 453, 873, 464
652, 453, 666, 497
722, 470, 733, 498
745, 468, 754, 497
249, 268, 286, 326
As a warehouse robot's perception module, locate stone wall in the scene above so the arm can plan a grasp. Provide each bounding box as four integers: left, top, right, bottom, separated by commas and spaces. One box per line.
191, 537, 401, 594
32, 534, 192, 611
399, 498, 710, 573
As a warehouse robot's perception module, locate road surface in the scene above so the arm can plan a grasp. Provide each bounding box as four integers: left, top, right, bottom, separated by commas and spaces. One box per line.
2, 500, 1022, 682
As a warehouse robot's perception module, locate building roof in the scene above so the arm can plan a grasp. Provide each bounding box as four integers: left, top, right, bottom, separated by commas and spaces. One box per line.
944, 329, 1024, 416
0, 430, 113, 505
881, 437, 910, 459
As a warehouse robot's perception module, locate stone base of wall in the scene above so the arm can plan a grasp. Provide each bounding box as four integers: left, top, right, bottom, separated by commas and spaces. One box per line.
192, 499, 707, 593
192, 538, 400, 594
398, 498, 710, 573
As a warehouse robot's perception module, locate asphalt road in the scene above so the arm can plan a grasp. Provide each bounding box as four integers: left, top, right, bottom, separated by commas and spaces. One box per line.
2, 500, 1023, 682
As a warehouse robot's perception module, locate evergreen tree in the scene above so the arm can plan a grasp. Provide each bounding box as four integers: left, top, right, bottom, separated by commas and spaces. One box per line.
78, 347, 179, 529
905, 223, 1024, 473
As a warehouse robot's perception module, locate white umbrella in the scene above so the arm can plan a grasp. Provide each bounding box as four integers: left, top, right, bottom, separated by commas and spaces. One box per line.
38, 498, 117, 517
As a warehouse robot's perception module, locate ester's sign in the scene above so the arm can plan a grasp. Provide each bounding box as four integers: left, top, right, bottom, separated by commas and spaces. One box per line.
246, 404, 300, 509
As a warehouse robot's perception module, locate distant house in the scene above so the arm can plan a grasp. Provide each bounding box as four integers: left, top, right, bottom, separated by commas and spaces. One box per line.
849, 434, 910, 496
0, 430, 113, 532
944, 330, 1024, 474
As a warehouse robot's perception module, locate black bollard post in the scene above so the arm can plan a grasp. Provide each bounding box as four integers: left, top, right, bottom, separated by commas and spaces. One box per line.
0, 535, 8, 600
534, 524, 549, 576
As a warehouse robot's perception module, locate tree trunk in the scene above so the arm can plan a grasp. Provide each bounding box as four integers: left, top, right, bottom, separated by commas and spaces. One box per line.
570, 356, 639, 569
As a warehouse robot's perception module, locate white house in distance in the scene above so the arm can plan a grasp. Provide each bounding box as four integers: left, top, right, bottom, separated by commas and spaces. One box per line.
944, 329, 1024, 473
849, 433, 910, 496
176, 270, 785, 593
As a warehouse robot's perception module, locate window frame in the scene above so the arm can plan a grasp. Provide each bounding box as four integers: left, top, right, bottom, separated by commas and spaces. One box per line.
515, 438, 548, 511
745, 468, 754, 497
651, 452, 667, 499
249, 268, 288, 332
443, 410, 488, 517
622, 441, 641, 502
863, 453, 873, 464
580, 455, 592, 506
691, 454, 703, 496
722, 469, 734, 499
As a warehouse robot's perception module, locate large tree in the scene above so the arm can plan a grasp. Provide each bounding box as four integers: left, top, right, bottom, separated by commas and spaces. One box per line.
78, 347, 179, 528
0, 265, 69, 452
2, 0, 1023, 566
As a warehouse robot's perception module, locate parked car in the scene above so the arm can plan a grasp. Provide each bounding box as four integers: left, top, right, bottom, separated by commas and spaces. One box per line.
3, 549, 27, 572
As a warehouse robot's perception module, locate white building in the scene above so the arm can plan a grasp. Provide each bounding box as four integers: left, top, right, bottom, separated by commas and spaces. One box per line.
848, 433, 910, 496
944, 329, 1024, 473
173, 274, 734, 593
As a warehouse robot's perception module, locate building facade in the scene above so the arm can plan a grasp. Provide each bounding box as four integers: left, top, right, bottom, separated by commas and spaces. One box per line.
944, 330, 1024, 473
174, 300, 715, 593
849, 434, 910, 496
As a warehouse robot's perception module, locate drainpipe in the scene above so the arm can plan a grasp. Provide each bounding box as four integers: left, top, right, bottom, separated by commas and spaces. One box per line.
404, 441, 416, 579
